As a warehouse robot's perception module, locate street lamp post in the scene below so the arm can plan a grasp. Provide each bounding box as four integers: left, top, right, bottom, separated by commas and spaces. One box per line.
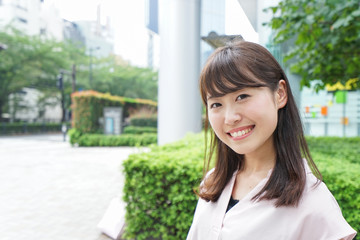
89, 46, 100, 88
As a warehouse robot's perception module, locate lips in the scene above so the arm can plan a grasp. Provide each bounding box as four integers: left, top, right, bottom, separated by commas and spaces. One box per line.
227, 125, 255, 138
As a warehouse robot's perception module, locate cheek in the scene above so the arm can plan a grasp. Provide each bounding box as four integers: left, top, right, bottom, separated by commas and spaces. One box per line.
208, 113, 217, 128
208, 113, 223, 133
247, 98, 278, 125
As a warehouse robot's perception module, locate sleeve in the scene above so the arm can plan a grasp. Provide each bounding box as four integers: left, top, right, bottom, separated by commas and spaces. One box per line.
299, 182, 357, 240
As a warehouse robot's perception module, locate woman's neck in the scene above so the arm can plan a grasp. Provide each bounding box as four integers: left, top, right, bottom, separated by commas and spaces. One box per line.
242, 144, 276, 176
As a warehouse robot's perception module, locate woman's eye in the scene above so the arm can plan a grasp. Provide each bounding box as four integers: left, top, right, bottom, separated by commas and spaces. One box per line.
236, 94, 249, 101
210, 103, 221, 109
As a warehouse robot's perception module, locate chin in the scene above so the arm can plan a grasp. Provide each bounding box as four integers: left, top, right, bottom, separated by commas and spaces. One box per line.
227, 145, 245, 155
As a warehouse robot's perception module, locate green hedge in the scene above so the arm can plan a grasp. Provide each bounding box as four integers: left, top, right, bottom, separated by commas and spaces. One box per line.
0, 122, 69, 135
71, 90, 157, 133
122, 135, 360, 240
306, 136, 360, 164
122, 133, 204, 240
68, 128, 157, 147
123, 126, 157, 135
130, 116, 157, 128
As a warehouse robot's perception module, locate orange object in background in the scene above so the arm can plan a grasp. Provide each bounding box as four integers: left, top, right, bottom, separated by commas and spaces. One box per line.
321, 106, 328, 116
341, 117, 349, 125
305, 106, 310, 113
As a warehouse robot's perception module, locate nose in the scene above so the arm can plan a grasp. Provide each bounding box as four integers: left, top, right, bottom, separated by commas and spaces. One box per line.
224, 107, 241, 125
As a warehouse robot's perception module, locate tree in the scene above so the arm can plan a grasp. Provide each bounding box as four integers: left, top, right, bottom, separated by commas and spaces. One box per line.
0, 25, 87, 121
90, 55, 158, 101
266, 0, 360, 91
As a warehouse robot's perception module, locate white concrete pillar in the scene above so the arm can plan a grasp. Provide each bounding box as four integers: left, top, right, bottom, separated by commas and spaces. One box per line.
158, 0, 202, 145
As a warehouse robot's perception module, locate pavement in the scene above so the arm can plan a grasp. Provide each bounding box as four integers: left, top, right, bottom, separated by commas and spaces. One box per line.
0, 133, 145, 240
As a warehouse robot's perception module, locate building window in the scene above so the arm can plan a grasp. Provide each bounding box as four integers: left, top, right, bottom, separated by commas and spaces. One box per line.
18, 17, 28, 24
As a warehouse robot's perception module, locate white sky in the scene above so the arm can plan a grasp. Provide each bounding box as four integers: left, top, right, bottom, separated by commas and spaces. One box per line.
49, 0, 257, 67
49, 0, 148, 66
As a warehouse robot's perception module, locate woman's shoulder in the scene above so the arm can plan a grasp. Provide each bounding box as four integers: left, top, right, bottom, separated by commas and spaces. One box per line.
299, 160, 344, 218
302, 165, 338, 211
298, 165, 356, 239
303, 178, 338, 210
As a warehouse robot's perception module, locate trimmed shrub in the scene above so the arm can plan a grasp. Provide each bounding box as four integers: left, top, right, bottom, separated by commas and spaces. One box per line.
69, 130, 157, 147
71, 90, 157, 133
68, 128, 82, 145
0, 122, 69, 135
122, 135, 360, 240
123, 126, 157, 135
122, 133, 204, 240
307, 136, 360, 164
130, 116, 157, 128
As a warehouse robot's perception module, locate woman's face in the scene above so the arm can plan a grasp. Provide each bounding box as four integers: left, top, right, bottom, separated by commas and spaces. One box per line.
206, 81, 287, 157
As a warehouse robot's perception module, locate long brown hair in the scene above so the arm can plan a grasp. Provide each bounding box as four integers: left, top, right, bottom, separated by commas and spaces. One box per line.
198, 41, 322, 207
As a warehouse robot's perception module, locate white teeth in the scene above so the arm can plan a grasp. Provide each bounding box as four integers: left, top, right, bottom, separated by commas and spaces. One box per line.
230, 128, 252, 137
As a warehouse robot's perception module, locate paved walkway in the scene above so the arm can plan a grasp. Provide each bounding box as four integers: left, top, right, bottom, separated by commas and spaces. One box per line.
0, 134, 143, 240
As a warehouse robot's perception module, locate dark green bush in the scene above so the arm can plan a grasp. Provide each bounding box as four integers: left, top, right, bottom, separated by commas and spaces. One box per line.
130, 116, 157, 128
307, 136, 360, 164
0, 122, 68, 135
69, 131, 157, 147
123, 126, 157, 135
122, 134, 359, 240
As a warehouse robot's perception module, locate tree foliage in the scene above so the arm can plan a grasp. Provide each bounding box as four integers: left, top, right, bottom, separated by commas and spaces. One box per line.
89, 55, 158, 101
266, 0, 360, 91
0, 25, 86, 120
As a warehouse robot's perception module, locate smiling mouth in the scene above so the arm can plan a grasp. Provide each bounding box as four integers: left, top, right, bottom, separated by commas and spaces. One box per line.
228, 126, 255, 138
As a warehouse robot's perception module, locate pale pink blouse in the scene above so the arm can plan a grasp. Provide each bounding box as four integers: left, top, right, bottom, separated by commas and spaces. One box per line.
187, 162, 357, 240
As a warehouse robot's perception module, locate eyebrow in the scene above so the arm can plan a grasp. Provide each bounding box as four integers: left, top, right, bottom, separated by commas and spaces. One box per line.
206, 94, 225, 101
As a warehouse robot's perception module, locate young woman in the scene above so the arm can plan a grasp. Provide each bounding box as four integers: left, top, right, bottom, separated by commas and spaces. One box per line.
187, 41, 356, 240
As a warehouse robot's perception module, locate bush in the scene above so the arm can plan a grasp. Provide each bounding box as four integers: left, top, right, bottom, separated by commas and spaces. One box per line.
123, 126, 157, 135
0, 122, 68, 135
122, 135, 360, 240
69, 131, 157, 147
122, 133, 204, 240
68, 128, 82, 145
71, 90, 157, 133
307, 136, 360, 164
130, 116, 157, 128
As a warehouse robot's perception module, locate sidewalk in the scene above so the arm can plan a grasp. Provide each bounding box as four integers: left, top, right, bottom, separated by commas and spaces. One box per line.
0, 134, 142, 240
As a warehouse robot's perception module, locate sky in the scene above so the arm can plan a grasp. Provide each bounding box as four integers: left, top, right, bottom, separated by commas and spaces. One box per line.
49, 0, 257, 67
49, 0, 149, 66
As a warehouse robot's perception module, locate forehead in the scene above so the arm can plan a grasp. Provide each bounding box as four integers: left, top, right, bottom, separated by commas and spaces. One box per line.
199, 45, 270, 103
202, 75, 266, 100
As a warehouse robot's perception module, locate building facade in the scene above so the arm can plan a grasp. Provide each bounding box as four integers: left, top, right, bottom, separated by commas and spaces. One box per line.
301, 86, 360, 137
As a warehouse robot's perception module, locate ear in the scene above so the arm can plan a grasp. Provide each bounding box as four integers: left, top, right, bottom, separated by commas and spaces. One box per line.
276, 79, 288, 109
